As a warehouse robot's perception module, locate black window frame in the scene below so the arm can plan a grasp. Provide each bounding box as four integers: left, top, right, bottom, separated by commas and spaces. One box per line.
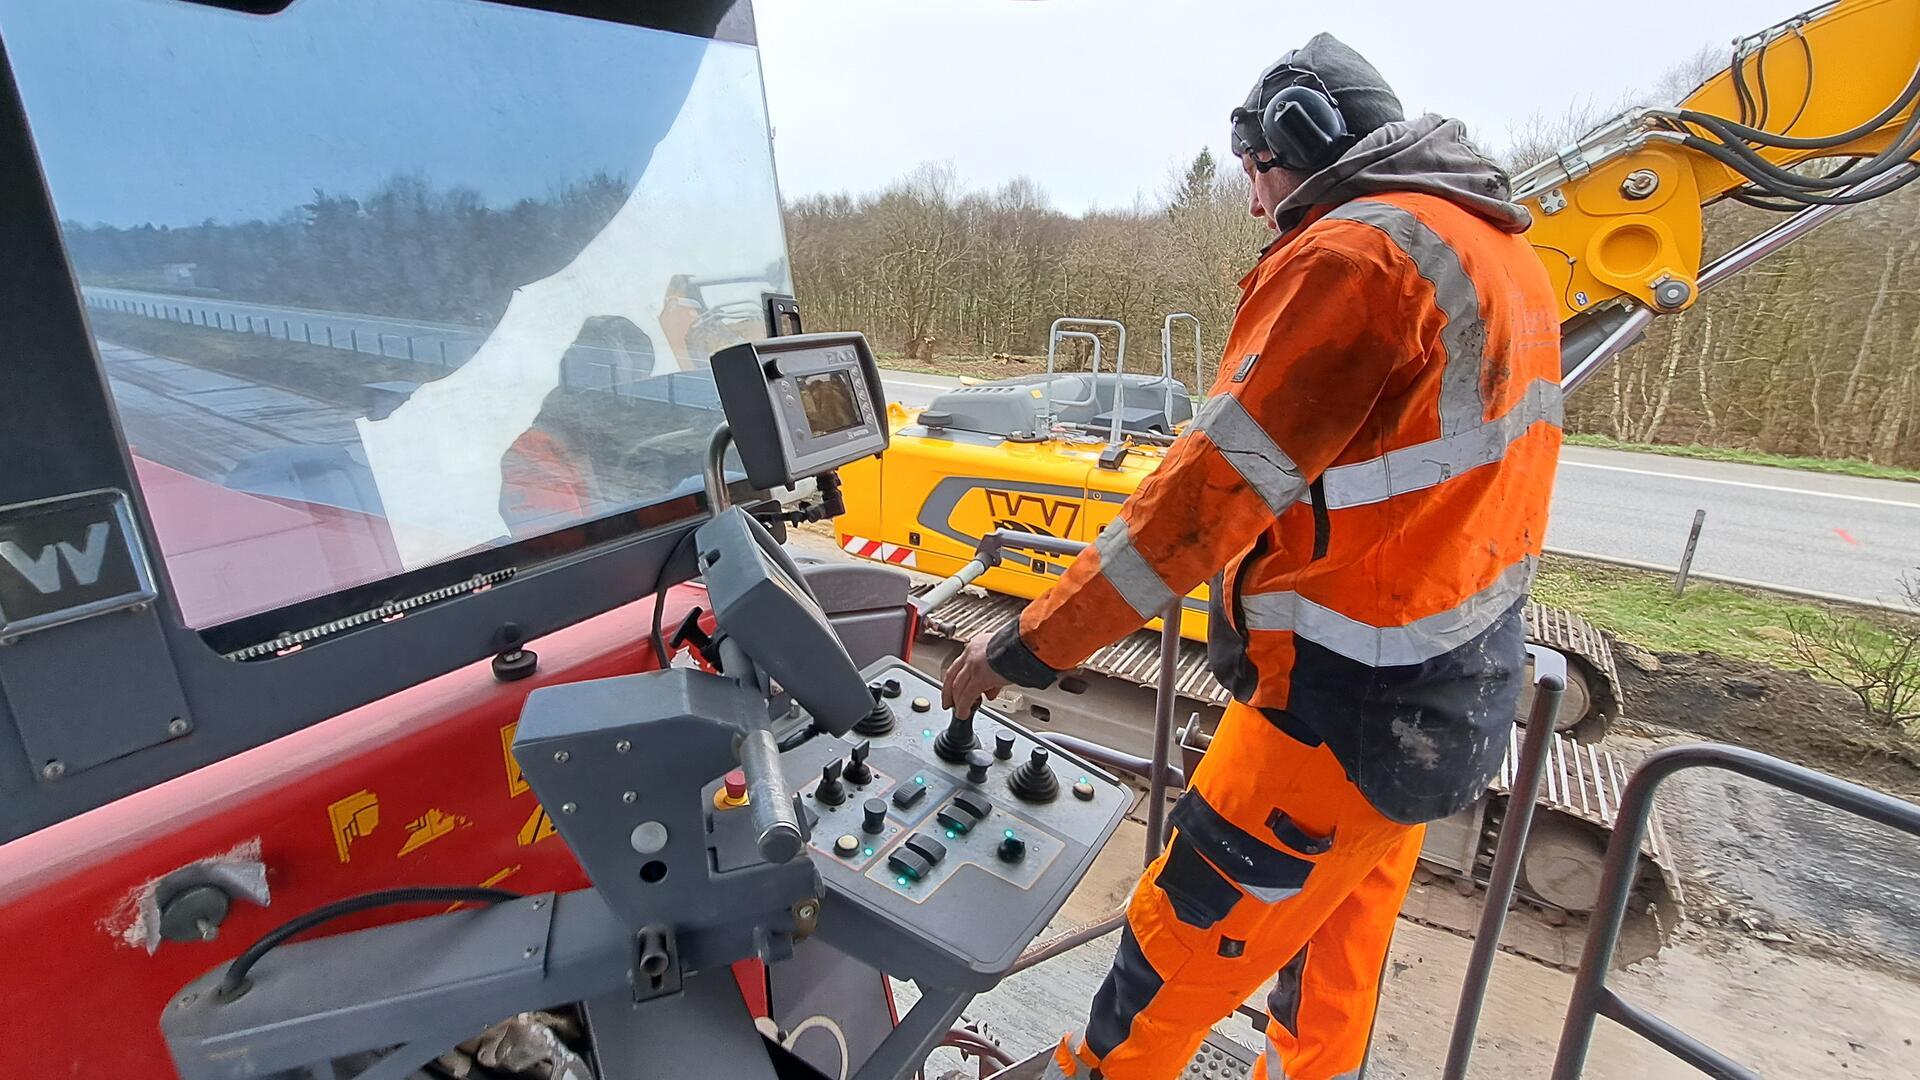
0, 0, 771, 841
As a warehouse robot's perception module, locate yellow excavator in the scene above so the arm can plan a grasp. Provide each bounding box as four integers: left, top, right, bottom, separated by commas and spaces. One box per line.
835, 0, 1920, 921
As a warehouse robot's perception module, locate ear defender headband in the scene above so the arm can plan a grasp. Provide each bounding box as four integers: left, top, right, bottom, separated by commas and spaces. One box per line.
1229, 55, 1353, 174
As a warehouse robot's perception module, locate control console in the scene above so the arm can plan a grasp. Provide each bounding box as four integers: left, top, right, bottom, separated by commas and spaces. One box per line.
765, 660, 1129, 991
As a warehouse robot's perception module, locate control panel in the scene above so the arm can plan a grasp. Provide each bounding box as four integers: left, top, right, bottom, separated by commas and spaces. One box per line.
765, 659, 1130, 991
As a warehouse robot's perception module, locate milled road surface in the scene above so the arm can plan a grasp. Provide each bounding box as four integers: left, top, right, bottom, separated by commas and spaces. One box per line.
878, 370, 1920, 608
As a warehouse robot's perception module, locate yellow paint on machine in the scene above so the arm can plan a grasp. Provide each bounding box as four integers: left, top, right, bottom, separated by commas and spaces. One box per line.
397, 808, 468, 856
327, 789, 380, 864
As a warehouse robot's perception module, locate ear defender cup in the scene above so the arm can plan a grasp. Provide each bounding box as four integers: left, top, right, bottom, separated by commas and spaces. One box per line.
1260, 84, 1352, 173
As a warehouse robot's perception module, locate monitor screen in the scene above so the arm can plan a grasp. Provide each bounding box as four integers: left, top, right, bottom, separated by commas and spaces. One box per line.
797, 370, 863, 437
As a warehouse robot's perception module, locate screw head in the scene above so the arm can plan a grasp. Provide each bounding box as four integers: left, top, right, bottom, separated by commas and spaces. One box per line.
167, 717, 191, 737
615, 739, 632, 753
622, 791, 637, 804
553, 750, 570, 764
40, 760, 65, 781
560, 802, 577, 815
797, 902, 818, 920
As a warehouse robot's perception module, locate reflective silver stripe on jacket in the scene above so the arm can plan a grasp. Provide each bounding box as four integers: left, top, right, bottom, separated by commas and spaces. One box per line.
1093, 516, 1177, 622
1239, 556, 1537, 666
1326, 199, 1487, 436
1193, 394, 1307, 513
1319, 377, 1563, 510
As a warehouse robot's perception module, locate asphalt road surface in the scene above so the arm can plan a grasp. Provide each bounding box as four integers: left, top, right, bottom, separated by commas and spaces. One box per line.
876, 370, 1920, 608
79, 289, 1918, 606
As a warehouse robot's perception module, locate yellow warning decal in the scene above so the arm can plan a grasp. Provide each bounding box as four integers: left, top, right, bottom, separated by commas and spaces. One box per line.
517, 804, 557, 847
500, 722, 529, 798
397, 808, 468, 857
327, 789, 379, 864
478, 865, 521, 889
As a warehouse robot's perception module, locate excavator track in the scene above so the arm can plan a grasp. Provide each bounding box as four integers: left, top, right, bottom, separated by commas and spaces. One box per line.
918, 587, 1681, 955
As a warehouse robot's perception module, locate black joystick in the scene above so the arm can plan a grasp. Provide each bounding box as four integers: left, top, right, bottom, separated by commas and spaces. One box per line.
816, 760, 847, 807
965, 748, 993, 785
862, 797, 888, 835
932, 710, 978, 763
1009, 746, 1059, 803
844, 740, 874, 785
854, 685, 895, 736
994, 732, 1016, 760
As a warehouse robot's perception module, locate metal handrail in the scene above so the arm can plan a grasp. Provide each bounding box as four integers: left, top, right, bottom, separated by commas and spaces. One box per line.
1163, 312, 1203, 408
1441, 646, 1567, 1079
1045, 318, 1128, 447
1549, 743, 1920, 1079
1043, 329, 1105, 414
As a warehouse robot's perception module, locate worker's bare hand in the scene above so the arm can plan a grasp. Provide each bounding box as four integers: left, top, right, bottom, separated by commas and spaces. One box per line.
942, 632, 1004, 721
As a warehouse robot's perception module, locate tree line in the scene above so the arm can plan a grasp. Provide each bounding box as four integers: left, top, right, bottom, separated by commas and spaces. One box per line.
62, 172, 631, 327
786, 148, 1920, 468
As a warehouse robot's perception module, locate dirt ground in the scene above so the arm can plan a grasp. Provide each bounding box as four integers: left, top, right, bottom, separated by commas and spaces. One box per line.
1619, 649, 1920, 800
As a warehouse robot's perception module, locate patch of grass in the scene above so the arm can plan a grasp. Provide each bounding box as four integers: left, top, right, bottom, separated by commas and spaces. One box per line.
1563, 433, 1920, 483
1533, 556, 1909, 673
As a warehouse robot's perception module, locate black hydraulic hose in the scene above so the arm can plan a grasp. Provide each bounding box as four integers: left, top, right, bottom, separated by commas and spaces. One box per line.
1683, 135, 1920, 205
217, 886, 522, 1001
1674, 64, 1920, 150
1681, 108, 1920, 188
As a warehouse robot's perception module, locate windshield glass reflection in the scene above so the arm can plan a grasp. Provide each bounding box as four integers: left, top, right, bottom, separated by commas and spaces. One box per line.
2, 0, 790, 626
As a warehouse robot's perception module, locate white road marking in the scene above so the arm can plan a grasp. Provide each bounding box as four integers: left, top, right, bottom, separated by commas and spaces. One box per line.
1559, 460, 1920, 509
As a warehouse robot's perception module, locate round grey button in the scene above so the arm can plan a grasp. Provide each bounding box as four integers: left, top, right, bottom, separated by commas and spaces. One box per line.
629, 820, 670, 854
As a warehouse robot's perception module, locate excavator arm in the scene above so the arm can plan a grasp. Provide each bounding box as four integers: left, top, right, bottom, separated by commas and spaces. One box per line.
1520, 0, 1920, 383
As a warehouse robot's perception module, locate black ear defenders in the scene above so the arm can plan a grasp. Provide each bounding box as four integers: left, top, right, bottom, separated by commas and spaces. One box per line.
1229, 60, 1353, 174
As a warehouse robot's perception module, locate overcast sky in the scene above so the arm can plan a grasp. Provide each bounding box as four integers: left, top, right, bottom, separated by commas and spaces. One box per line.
757, 0, 1812, 212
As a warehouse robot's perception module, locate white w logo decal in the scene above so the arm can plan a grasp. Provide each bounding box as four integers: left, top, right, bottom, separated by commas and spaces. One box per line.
0, 522, 113, 594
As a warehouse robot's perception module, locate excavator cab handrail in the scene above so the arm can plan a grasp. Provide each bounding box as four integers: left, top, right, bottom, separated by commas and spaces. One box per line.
1548, 743, 1920, 1079
1043, 329, 1105, 413
1163, 312, 1203, 406
1044, 317, 1128, 447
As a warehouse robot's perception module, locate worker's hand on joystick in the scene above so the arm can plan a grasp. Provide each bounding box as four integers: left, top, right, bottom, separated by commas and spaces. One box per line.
941, 632, 1004, 721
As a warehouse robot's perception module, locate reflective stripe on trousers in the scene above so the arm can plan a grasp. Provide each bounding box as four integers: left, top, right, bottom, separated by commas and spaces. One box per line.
1239, 555, 1537, 667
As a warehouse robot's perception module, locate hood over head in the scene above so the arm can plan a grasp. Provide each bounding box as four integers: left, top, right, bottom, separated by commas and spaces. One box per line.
1271, 115, 1531, 235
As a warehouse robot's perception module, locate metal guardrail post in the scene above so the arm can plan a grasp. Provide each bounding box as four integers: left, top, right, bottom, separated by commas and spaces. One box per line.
1441, 647, 1566, 1080
1144, 598, 1180, 865
1549, 743, 1920, 1079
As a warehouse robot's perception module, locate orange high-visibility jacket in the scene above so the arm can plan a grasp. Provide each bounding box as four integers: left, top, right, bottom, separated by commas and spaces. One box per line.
987, 117, 1563, 824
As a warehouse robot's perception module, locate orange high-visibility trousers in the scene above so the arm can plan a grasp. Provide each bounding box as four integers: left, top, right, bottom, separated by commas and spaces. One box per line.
1045, 700, 1424, 1080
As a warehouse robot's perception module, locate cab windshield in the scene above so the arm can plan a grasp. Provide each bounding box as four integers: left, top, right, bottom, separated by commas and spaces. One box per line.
1, 0, 789, 628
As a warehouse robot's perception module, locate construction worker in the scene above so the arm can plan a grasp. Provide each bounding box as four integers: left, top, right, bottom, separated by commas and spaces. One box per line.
943, 33, 1561, 1080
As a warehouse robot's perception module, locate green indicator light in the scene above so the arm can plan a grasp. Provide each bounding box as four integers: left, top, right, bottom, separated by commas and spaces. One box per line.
945, 830, 956, 839
896, 876, 909, 886
922, 729, 933, 738
1004, 828, 1016, 838
1079, 776, 1090, 784
864, 847, 874, 856
915, 775, 925, 784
